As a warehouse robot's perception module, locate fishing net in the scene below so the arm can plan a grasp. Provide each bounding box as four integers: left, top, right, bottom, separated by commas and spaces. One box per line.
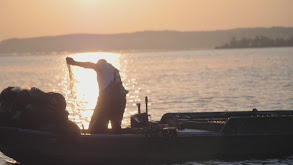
0, 87, 80, 134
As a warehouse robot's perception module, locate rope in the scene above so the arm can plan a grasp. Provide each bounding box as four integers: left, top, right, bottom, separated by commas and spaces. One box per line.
67, 63, 74, 94
66, 63, 78, 123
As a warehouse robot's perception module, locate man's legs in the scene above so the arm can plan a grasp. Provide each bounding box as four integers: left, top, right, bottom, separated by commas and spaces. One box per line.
89, 93, 126, 134
111, 95, 126, 133
88, 96, 109, 134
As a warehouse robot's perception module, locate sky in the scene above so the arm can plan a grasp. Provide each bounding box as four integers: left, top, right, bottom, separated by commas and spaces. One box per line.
0, 0, 293, 41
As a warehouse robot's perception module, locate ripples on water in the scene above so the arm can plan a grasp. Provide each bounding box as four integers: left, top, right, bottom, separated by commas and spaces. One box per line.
0, 47, 293, 164
1, 153, 293, 165
180, 156, 293, 165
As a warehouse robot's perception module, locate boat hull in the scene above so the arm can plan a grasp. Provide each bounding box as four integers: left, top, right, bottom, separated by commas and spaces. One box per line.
1, 127, 293, 164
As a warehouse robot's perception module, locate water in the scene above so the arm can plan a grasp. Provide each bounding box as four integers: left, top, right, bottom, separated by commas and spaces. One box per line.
0, 47, 293, 164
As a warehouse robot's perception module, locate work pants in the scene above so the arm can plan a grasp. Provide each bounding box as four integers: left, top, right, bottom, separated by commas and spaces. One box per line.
88, 91, 126, 134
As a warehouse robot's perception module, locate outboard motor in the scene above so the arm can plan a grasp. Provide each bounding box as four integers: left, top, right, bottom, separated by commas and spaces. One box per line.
131, 97, 149, 128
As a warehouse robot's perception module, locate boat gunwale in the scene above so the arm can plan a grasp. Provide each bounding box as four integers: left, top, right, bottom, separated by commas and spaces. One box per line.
1, 126, 293, 140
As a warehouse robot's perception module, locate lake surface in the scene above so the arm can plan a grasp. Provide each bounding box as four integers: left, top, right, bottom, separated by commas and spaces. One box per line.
0, 47, 293, 164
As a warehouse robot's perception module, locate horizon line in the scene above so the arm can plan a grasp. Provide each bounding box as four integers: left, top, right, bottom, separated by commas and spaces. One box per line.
2, 26, 293, 42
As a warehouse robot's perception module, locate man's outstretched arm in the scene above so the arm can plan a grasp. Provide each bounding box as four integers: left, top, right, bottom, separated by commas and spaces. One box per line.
66, 57, 96, 69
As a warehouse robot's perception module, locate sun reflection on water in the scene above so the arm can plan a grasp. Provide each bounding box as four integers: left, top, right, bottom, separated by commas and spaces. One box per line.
66, 52, 121, 129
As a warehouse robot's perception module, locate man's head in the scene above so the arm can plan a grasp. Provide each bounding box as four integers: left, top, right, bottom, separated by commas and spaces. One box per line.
97, 59, 107, 65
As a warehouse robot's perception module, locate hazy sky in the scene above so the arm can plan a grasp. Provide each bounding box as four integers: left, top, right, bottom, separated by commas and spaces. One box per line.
1, 0, 293, 41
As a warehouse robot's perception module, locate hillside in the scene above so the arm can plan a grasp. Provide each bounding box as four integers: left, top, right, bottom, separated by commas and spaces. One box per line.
1, 27, 293, 54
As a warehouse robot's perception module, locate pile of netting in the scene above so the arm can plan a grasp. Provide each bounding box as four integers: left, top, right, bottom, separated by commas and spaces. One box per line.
0, 87, 80, 135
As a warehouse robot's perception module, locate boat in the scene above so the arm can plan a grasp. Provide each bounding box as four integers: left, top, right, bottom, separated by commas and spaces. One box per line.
1, 107, 293, 165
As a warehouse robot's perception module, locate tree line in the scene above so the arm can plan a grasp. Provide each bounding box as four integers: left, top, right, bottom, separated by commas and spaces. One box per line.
215, 36, 293, 49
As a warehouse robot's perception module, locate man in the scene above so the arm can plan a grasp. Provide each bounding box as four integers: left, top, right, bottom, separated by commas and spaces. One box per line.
66, 57, 128, 134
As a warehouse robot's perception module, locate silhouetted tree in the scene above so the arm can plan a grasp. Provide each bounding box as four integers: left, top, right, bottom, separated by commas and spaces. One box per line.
216, 36, 293, 49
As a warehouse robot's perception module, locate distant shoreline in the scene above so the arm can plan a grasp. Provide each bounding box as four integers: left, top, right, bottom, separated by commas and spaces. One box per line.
216, 45, 293, 50
2, 47, 293, 57
1, 27, 293, 55
0, 48, 208, 56
215, 36, 293, 49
